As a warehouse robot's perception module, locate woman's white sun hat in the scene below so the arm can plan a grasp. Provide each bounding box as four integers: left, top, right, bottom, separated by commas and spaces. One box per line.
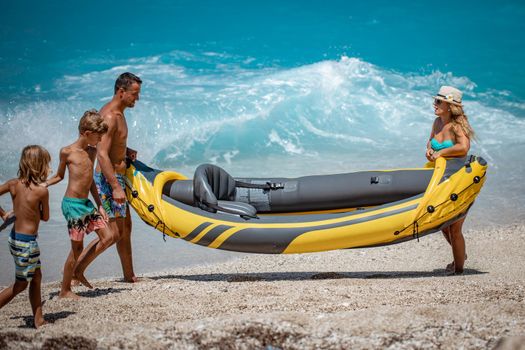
434, 86, 463, 106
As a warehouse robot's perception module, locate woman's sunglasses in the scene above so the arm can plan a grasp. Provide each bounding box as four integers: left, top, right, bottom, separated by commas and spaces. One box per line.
433, 99, 443, 106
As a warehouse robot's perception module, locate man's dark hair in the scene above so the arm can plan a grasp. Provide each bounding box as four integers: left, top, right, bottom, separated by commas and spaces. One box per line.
114, 72, 142, 94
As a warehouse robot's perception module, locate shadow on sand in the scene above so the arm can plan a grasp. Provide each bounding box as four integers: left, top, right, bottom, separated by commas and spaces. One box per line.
149, 268, 487, 283
10, 310, 76, 328
47, 287, 131, 300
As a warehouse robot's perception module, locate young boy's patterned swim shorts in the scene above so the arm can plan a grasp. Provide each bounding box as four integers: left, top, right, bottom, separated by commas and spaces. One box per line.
8, 230, 41, 282
61, 197, 106, 241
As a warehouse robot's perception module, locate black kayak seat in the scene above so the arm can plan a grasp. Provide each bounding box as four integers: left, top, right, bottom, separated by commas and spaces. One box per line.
194, 164, 257, 218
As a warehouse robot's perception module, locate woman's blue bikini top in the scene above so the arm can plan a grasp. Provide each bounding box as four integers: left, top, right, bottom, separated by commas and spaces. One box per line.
430, 138, 454, 151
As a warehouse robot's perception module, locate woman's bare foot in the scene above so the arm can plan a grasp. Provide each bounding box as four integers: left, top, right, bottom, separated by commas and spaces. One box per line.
59, 291, 82, 300
75, 272, 93, 289
454, 267, 464, 275
445, 254, 467, 272
446, 268, 464, 276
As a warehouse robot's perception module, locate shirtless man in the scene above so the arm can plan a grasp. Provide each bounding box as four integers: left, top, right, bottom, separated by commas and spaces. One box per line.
80, 72, 142, 283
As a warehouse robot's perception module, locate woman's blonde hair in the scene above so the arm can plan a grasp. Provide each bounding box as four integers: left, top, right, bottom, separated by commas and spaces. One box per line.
18, 145, 51, 187
449, 104, 476, 140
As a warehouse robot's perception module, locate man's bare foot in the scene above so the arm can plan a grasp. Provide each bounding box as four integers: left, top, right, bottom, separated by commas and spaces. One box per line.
124, 276, 142, 283
59, 291, 82, 300
75, 273, 93, 289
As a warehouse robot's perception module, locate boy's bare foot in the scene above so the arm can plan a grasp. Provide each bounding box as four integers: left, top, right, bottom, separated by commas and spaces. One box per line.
71, 272, 81, 286
59, 291, 82, 300
34, 318, 48, 329
75, 273, 93, 289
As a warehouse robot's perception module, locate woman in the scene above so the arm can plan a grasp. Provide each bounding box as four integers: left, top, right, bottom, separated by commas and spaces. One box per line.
425, 86, 475, 275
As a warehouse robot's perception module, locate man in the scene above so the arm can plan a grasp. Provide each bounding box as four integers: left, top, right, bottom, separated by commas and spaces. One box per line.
76, 72, 142, 283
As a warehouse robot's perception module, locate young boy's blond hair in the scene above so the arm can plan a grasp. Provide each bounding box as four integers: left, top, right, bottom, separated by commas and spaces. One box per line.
78, 109, 108, 134
18, 145, 51, 187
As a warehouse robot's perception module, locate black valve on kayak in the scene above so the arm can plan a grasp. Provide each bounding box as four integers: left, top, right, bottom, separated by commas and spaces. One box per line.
450, 193, 458, 201
267, 182, 285, 190
427, 205, 435, 213
370, 175, 391, 185
473, 176, 481, 183
148, 204, 155, 212
464, 156, 474, 173
132, 190, 139, 198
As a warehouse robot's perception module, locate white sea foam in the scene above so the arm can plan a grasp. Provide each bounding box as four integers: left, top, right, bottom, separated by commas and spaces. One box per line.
268, 129, 304, 155
2, 54, 523, 168
1, 52, 524, 223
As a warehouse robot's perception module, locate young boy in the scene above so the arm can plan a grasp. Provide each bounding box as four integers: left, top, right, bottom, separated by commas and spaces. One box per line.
46, 109, 115, 299
0, 145, 51, 328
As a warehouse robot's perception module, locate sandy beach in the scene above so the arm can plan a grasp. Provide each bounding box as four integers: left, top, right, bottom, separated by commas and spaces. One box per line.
2, 0, 525, 348
1, 223, 524, 349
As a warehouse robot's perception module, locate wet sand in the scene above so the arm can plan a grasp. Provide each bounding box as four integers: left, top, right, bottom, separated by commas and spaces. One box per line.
1, 224, 524, 349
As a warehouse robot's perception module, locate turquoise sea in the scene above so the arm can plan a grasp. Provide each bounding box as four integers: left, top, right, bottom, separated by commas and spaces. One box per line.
1, 0, 524, 284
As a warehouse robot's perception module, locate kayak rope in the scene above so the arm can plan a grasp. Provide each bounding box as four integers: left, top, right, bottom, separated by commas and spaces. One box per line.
124, 180, 181, 241
413, 222, 419, 242
395, 171, 486, 239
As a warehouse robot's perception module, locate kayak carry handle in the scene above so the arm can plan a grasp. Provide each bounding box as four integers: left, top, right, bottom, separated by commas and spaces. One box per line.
153, 171, 189, 215
407, 157, 447, 227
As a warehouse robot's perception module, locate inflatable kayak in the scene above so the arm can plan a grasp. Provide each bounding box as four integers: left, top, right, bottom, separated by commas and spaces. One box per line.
125, 156, 487, 254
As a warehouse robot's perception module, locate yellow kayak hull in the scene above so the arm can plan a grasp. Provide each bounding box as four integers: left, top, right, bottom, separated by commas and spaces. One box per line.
125, 157, 487, 254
